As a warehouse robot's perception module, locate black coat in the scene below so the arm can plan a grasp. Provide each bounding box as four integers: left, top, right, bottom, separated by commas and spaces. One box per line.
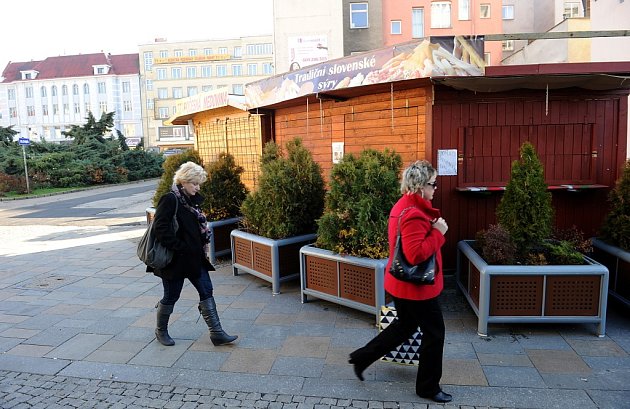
146, 191, 214, 280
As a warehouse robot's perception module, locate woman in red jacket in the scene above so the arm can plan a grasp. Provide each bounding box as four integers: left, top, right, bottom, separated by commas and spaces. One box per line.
349, 160, 451, 403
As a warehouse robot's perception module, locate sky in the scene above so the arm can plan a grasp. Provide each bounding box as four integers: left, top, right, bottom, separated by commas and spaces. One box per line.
0, 0, 274, 70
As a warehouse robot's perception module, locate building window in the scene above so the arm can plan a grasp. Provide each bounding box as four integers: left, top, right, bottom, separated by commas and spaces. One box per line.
144, 51, 153, 71
146, 79, 153, 91
159, 50, 168, 58
85, 102, 91, 113
172, 87, 183, 99
174, 49, 183, 57
204, 48, 213, 55
201, 66, 212, 77
232, 84, 244, 95
502, 40, 515, 51
232, 65, 242, 76
158, 107, 169, 119
123, 101, 132, 112
74, 103, 81, 113
187, 86, 198, 97
62, 85, 68, 96
172, 67, 182, 79
51, 86, 57, 97
63, 103, 70, 114
187, 66, 197, 78
217, 65, 227, 77
27, 106, 35, 116
147, 99, 154, 109
9, 107, 17, 118
202, 85, 213, 92
157, 88, 168, 99
84, 83, 90, 94
99, 102, 108, 113
246, 43, 273, 55
189, 48, 197, 56
40, 86, 47, 97
233, 46, 242, 58
73, 84, 79, 95
53, 104, 59, 115
262, 63, 274, 75
431, 2, 451, 28
480, 4, 491, 18
124, 124, 136, 137
502, 5, 514, 19
42, 105, 48, 116
391, 20, 402, 35
98, 82, 106, 93
459, 0, 470, 20
8, 89, 15, 100
412, 8, 424, 38
247, 64, 257, 76
350, 2, 369, 28
25, 87, 33, 98
563, 2, 581, 18
122, 81, 130, 93
218, 47, 228, 55
156, 68, 167, 80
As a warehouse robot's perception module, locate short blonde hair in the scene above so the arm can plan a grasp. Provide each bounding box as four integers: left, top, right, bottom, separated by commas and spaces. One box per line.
173, 161, 207, 185
400, 160, 437, 194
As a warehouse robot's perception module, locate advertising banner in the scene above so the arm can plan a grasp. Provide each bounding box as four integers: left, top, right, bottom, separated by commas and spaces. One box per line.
246, 36, 484, 108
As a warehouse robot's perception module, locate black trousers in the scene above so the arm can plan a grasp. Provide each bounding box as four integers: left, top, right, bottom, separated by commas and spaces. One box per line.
350, 296, 445, 396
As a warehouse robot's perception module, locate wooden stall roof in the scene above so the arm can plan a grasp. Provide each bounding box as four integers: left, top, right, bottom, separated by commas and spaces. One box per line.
165, 89, 248, 125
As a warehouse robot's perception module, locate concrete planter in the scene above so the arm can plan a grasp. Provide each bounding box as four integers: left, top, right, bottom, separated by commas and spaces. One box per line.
231, 229, 317, 294
299, 244, 387, 324
591, 238, 630, 309
457, 240, 609, 337
145, 207, 240, 264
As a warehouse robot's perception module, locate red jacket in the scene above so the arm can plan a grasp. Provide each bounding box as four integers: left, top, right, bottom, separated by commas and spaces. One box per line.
384, 193, 445, 300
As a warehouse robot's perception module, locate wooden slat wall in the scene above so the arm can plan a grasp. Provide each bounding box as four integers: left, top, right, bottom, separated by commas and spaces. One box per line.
433, 87, 629, 270
274, 85, 432, 179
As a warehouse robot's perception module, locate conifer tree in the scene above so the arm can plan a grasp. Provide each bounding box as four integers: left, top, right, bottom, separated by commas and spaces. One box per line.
601, 160, 630, 251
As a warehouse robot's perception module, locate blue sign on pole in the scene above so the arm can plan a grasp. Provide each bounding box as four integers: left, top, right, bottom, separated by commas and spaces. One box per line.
18, 137, 30, 146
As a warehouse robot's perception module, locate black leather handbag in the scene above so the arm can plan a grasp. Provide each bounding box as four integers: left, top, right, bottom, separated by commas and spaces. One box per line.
389, 207, 436, 285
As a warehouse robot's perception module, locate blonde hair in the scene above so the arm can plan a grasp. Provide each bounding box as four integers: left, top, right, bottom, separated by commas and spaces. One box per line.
173, 161, 207, 185
400, 160, 437, 194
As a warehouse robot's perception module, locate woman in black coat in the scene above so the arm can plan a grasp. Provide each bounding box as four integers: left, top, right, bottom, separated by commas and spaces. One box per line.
147, 161, 237, 346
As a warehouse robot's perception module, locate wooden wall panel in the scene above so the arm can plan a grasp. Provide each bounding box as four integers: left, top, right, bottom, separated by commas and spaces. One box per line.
432, 87, 629, 271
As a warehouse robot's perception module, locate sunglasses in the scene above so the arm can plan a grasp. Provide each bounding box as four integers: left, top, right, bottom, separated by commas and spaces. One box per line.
426, 181, 438, 189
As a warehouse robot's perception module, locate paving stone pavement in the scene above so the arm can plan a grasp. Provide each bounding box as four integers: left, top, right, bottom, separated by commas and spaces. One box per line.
0, 182, 629, 409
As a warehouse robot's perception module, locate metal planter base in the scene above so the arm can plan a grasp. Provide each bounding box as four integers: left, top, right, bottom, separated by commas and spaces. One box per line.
457, 240, 609, 337
299, 244, 387, 325
208, 217, 241, 263
592, 238, 630, 309
231, 229, 317, 295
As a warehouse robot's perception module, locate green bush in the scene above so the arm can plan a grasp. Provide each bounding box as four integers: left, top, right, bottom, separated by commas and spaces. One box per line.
316, 149, 402, 259
241, 138, 325, 239
199, 153, 248, 221
119, 150, 164, 181
153, 150, 202, 206
478, 142, 584, 265
600, 160, 630, 251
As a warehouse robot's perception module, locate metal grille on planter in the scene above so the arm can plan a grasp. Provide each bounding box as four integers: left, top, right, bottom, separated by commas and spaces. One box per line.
379, 305, 422, 366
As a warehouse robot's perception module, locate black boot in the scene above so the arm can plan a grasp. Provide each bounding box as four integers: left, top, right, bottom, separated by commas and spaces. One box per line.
155, 302, 175, 346
198, 297, 238, 346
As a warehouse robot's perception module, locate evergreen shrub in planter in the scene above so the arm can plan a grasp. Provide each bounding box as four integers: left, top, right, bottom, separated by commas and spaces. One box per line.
457, 142, 609, 336
231, 138, 325, 294
591, 160, 630, 308
300, 149, 402, 317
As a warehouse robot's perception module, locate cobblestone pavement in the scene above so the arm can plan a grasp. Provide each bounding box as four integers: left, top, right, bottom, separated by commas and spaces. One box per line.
0, 182, 629, 409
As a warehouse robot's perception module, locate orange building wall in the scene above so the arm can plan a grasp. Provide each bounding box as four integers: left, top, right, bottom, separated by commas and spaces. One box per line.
273, 84, 433, 181
382, 0, 503, 66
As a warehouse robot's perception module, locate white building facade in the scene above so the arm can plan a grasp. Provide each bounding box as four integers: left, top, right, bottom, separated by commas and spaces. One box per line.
0, 53, 142, 145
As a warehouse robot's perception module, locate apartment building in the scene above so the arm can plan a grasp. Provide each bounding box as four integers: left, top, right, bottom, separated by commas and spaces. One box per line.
139, 36, 274, 151
381, 0, 503, 66
273, 0, 383, 74
0, 53, 141, 144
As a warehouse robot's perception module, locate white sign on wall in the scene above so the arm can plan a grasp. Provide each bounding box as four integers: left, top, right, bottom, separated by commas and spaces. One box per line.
332, 142, 344, 164
437, 149, 458, 176
288, 35, 329, 71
